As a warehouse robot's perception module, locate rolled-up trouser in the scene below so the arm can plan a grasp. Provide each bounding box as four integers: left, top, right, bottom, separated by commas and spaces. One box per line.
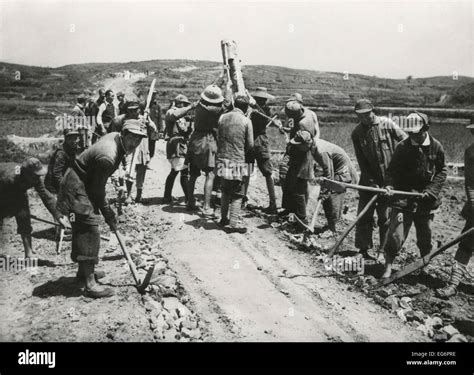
455, 215, 474, 265
135, 164, 147, 190
384, 208, 433, 259
279, 153, 290, 188
355, 191, 390, 250
221, 179, 244, 228
322, 192, 345, 230
71, 213, 101, 265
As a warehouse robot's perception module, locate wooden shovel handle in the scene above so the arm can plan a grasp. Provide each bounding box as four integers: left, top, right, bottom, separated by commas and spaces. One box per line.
113, 229, 140, 286
328, 194, 379, 257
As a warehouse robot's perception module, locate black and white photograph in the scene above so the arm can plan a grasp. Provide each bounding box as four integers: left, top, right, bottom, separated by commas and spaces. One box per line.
0, 0, 473, 370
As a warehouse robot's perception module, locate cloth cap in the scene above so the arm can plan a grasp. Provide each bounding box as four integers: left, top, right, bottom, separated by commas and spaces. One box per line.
126, 101, 140, 110
404, 112, 429, 133
285, 101, 303, 118
22, 157, 47, 176
354, 99, 374, 113
286, 93, 303, 104
234, 94, 250, 106
63, 128, 80, 137
290, 130, 312, 145
122, 119, 147, 137
174, 94, 191, 105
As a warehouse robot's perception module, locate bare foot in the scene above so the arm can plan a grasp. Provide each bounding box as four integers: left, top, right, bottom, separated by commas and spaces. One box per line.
381, 267, 392, 279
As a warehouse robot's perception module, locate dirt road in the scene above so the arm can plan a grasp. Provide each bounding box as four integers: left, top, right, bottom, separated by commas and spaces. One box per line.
2, 75, 472, 342
0, 139, 427, 342
137, 143, 428, 342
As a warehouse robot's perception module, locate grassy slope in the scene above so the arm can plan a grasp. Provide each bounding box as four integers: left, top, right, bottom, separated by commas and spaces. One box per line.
2, 59, 474, 113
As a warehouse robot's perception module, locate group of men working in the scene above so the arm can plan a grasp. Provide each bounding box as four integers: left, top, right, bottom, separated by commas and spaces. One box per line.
0, 81, 472, 300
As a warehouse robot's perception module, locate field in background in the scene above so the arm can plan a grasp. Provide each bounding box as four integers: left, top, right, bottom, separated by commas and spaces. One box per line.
1, 59, 473, 164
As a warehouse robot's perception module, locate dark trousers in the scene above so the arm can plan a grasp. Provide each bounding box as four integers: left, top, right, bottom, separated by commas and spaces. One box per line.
164, 168, 189, 201
455, 215, 474, 265
384, 208, 433, 259
322, 192, 345, 231
149, 139, 156, 159
355, 191, 390, 250
282, 165, 308, 220
71, 214, 100, 265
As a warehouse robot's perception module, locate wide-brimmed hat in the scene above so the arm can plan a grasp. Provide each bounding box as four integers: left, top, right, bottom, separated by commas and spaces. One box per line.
201, 85, 224, 104
22, 157, 47, 176
252, 87, 274, 100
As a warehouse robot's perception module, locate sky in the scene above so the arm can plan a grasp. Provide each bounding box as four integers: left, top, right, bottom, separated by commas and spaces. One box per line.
0, 0, 473, 78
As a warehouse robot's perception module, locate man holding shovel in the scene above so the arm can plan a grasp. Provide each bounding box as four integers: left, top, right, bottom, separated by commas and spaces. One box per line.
0, 158, 70, 259
382, 112, 447, 279
312, 138, 359, 233
351, 99, 407, 259
57, 120, 146, 298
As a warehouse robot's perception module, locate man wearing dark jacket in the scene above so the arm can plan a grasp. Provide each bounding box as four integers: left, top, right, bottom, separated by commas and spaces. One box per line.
244, 87, 282, 214
382, 112, 447, 279
57, 120, 146, 298
312, 138, 359, 232
281, 100, 319, 225
45, 128, 81, 194
437, 122, 474, 297
0, 158, 69, 258
187, 85, 226, 216
351, 99, 407, 259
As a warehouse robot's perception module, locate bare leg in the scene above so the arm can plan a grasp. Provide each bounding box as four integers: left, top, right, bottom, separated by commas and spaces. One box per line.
21, 234, 35, 258
203, 171, 215, 211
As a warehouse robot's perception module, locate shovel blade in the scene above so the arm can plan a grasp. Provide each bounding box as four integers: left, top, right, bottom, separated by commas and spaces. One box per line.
137, 264, 155, 293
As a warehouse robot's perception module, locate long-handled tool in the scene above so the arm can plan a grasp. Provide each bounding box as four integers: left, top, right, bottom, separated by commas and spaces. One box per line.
327, 194, 379, 257
113, 229, 155, 293
380, 227, 474, 286
56, 228, 65, 254
292, 185, 322, 237
320, 178, 424, 197
31, 215, 110, 241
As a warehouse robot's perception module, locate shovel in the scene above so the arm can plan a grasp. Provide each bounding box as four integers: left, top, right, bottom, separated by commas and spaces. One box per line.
320, 177, 423, 197
31, 215, 110, 241
113, 229, 155, 293
380, 227, 474, 286
327, 194, 379, 257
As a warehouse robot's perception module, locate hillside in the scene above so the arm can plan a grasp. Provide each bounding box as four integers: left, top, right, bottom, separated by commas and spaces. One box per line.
1, 59, 474, 120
